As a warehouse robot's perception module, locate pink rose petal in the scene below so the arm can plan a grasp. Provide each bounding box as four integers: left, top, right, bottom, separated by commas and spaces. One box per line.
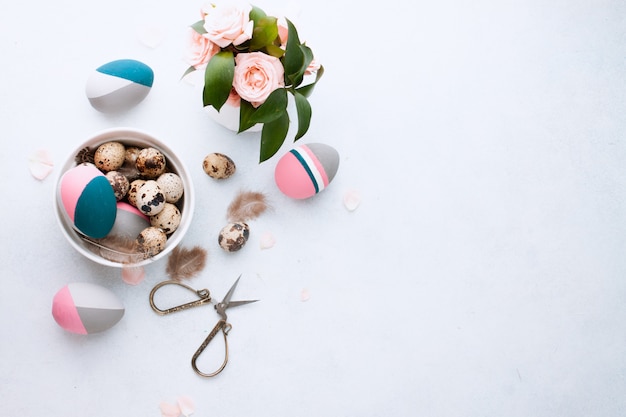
259, 232, 275, 250
121, 266, 145, 285
29, 149, 54, 180
343, 190, 361, 212
177, 396, 195, 417
159, 401, 181, 417
136, 24, 165, 48
300, 288, 310, 302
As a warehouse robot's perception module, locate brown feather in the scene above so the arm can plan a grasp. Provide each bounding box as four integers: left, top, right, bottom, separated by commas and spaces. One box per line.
117, 160, 141, 182
84, 235, 145, 264
227, 190, 269, 222
166, 246, 208, 281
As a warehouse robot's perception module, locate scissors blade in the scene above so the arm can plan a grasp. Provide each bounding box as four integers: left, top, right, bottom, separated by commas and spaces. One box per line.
226, 299, 259, 309
221, 274, 242, 304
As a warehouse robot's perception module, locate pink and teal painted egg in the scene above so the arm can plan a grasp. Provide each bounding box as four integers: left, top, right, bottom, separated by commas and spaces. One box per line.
52, 282, 125, 334
59, 163, 117, 239
274, 143, 340, 199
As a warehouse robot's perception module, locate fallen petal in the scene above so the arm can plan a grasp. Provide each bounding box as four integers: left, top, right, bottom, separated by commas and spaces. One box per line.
29, 149, 54, 180
136, 24, 165, 48
300, 288, 310, 302
121, 266, 145, 285
177, 396, 195, 417
343, 190, 361, 212
159, 401, 181, 417
259, 232, 276, 250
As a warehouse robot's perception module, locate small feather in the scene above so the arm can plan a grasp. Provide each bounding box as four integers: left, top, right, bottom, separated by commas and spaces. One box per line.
83, 235, 145, 264
227, 190, 269, 222
166, 246, 208, 281
116, 163, 140, 182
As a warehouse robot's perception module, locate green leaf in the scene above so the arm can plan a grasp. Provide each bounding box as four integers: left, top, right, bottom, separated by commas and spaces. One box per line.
249, 5, 267, 22
265, 44, 285, 58
283, 20, 315, 88
191, 20, 207, 34
292, 90, 311, 141
259, 111, 289, 162
238, 100, 258, 133
249, 88, 287, 123
250, 17, 278, 51
283, 19, 304, 82
181, 65, 196, 80
296, 65, 324, 97
288, 44, 314, 87
202, 51, 234, 111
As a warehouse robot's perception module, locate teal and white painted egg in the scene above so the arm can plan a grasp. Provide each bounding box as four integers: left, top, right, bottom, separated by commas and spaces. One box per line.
52, 282, 125, 334
59, 163, 117, 239
85, 59, 154, 113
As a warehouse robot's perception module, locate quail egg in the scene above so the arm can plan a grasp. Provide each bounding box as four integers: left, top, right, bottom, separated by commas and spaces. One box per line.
203, 153, 236, 179
218, 222, 249, 252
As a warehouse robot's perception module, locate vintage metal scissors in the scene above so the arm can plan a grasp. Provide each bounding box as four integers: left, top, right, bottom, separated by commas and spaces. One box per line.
149, 275, 258, 377
149, 280, 213, 315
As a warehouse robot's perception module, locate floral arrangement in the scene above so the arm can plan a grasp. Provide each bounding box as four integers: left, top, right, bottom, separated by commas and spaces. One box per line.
184, 3, 324, 162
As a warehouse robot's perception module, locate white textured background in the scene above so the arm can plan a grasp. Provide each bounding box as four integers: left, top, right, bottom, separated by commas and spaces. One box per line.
1, 0, 626, 416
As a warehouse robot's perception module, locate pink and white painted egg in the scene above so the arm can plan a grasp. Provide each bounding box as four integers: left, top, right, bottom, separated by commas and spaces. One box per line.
274, 143, 340, 199
58, 163, 117, 239
52, 282, 125, 334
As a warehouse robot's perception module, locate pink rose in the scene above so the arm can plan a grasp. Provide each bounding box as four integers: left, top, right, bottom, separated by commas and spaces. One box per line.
233, 52, 285, 107
203, 3, 253, 48
305, 58, 321, 75
187, 29, 219, 69
277, 18, 288, 47
226, 87, 241, 107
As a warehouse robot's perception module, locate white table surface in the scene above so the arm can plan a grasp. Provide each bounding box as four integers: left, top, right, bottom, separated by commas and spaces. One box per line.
2, 0, 626, 416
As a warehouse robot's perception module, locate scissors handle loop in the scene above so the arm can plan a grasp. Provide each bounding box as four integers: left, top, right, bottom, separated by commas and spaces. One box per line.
191, 319, 231, 377
149, 280, 212, 315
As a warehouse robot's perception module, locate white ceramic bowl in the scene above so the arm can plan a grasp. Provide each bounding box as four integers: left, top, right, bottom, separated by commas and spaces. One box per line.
54, 127, 195, 268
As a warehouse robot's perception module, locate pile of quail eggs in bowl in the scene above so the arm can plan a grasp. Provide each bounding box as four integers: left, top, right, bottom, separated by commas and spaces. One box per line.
54, 127, 195, 268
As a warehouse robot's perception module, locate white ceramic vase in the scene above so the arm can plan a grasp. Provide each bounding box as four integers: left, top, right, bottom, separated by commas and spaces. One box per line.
204, 104, 262, 133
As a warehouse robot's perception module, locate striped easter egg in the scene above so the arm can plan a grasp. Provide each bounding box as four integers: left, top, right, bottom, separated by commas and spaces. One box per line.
59, 163, 117, 239
52, 282, 125, 334
85, 59, 154, 113
274, 143, 340, 199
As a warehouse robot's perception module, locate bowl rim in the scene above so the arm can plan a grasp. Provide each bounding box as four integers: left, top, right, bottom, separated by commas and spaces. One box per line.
53, 127, 195, 268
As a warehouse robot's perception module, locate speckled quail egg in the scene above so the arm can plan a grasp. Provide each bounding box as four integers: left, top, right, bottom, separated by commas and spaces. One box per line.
105, 171, 130, 201
156, 172, 184, 203
149, 203, 181, 234
218, 222, 249, 252
94, 141, 126, 172
136, 147, 167, 179
127, 179, 146, 208
136, 226, 167, 258
136, 180, 165, 216
203, 153, 236, 179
